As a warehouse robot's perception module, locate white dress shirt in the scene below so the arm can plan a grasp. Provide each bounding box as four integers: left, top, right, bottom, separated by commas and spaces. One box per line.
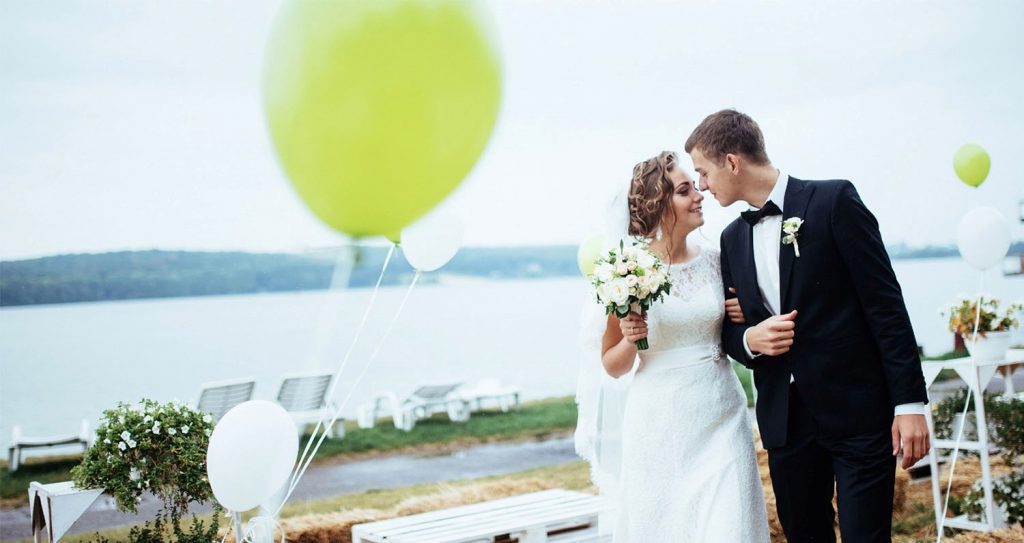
740, 170, 924, 416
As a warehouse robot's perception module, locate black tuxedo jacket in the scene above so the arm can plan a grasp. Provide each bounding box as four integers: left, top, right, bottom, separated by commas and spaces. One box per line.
720, 177, 928, 449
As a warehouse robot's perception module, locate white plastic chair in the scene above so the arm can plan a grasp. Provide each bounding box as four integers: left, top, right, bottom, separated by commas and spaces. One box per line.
357, 383, 470, 431
195, 376, 256, 422
275, 370, 345, 439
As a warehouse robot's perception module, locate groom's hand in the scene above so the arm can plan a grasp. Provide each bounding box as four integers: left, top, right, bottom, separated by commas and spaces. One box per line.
746, 311, 798, 356
892, 414, 930, 469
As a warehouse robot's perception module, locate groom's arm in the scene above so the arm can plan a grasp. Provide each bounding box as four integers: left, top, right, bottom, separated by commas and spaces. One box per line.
720, 234, 758, 369
830, 181, 928, 407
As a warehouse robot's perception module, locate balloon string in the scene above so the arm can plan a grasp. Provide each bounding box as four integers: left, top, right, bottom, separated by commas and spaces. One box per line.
217, 513, 286, 543
287, 243, 395, 493
274, 269, 422, 516
301, 246, 358, 371
936, 273, 985, 542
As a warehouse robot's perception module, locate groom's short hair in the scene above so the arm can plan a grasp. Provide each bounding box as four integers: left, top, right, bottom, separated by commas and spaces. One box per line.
685, 109, 770, 166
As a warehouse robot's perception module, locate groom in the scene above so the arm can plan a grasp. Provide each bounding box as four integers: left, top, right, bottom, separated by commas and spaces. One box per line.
686, 110, 929, 542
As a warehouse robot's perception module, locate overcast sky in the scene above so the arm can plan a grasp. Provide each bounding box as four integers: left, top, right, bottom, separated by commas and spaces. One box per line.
2, 0, 1022, 260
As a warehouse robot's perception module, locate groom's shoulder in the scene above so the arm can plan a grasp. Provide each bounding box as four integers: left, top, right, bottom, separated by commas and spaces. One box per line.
799, 177, 858, 201
722, 216, 747, 239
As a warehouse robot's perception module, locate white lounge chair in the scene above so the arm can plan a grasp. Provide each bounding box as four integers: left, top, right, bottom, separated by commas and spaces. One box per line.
456, 379, 521, 413
7, 420, 91, 472
275, 370, 345, 439
195, 376, 256, 422
357, 383, 471, 432
352, 489, 609, 543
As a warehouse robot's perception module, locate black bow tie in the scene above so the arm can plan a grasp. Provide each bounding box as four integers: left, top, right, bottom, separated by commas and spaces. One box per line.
741, 200, 782, 227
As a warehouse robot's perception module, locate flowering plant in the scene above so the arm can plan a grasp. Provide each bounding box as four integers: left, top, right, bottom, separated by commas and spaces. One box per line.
943, 296, 1023, 337
588, 238, 671, 350
71, 398, 216, 516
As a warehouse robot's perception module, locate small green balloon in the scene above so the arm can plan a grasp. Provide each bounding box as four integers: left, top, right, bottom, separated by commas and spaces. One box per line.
953, 143, 991, 188
577, 235, 605, 277
264, 0, 502, 238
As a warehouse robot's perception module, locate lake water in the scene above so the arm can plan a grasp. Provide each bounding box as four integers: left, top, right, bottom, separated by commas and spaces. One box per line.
2, 257, 1022, 454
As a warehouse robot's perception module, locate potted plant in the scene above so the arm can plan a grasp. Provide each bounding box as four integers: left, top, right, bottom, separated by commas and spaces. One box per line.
71, 399, 222, 542
944, 296, 1023, 363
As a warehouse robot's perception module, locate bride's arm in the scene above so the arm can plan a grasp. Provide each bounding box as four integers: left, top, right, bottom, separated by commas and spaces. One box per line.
601, 312, 644, 378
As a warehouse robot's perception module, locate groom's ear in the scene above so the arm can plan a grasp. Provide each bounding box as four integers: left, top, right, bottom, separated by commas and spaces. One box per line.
725, 153, 741, 175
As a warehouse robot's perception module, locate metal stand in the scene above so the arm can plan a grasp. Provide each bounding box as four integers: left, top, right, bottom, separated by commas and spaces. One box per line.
921, 353, 1021, 533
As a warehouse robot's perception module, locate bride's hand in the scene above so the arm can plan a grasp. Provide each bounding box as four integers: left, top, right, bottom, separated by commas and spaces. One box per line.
619, 312, 648, 344
725, 288, 745, 324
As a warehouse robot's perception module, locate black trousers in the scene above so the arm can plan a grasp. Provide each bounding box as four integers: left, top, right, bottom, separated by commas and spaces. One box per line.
767, 385, 896, 543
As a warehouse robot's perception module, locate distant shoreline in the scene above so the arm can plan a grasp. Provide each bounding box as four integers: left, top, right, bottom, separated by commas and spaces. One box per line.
2, 244, 1020, 307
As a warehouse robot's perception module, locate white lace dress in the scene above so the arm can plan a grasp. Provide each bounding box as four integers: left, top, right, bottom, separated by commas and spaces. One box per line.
613, 247, 770, 542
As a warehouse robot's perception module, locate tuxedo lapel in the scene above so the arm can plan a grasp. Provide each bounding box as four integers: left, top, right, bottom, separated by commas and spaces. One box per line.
734, 223, 770, 322
779, 177, 814, 311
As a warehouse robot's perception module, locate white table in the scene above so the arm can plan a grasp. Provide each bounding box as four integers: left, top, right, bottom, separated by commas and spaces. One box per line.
921, 350, 1023, 533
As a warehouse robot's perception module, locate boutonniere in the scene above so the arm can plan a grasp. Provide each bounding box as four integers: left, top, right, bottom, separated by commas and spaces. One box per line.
782, 217, 804, 257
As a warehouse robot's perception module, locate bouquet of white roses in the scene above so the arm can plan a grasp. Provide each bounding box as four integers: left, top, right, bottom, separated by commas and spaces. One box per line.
587, 238, 671, 350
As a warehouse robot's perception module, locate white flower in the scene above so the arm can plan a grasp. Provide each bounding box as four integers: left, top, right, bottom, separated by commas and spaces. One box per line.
615, 262, 628, 275
203, 414, 212, 424
104, 438, 111, 444
637, 251, 656, 269
596, 283, 610, 305
118, 415, 126, 424
151, 426, 161, 435
623, 246, 639, 260
168, 428, 177, 436
127, 439, 137, 449
594, 263, 615, 282
639, 287, 650, 299
120, 431, 131, 441
625, 275, 639, 287
626, 261, 637, 271
129, 467, 140, 481
782, 217, 804, 234
606, 278, 631, 305
118, 441, 127, 451
781, 217, 804, 257
144, 415, 152, 423
181, 425, 189, 434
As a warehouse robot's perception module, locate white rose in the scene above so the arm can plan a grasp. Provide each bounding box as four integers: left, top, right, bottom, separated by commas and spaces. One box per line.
596, 283, 610, 304
595, 263, 615, 282
625, 275, 639, 287
639, 287, 650, 299
627, 261, 637, 271
637, 251, 656, 269
623, 246, 639, 260
615, 262, 628, 275
606, 278, 631, 305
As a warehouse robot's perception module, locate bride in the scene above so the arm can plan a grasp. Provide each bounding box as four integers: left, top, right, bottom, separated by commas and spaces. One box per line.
576, 151, 770, 542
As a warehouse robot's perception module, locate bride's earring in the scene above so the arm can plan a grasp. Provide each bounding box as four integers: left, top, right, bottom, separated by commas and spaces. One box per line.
655, 226, 663, 241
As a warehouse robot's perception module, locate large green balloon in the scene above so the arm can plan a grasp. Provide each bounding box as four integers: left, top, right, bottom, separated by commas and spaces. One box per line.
953, 143, 991, 188
264, 1, 502, 238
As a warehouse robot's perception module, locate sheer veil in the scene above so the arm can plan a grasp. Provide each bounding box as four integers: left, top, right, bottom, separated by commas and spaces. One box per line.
574, 185, 642, 530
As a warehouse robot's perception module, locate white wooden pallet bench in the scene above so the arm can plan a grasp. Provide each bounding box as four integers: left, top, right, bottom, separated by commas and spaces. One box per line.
351, 489, 609, 543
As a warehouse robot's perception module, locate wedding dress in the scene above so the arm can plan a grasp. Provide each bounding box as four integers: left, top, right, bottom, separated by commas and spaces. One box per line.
577, 245, 770, 542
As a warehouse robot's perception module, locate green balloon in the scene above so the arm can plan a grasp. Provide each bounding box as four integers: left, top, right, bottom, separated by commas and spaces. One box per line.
953, 143, 991, 188
577, 235, 604, 277
264, 1, 502, 238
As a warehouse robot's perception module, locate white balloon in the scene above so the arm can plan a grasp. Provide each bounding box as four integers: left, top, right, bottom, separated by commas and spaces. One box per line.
401, 212, 464, 272
206, 401, 298, 512
956, 206, 1011, 271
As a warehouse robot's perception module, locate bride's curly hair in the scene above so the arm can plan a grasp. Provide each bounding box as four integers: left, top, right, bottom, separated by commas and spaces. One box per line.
628, 151, 678, 240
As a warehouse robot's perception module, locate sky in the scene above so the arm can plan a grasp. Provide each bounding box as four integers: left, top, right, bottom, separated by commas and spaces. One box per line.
2, 0, 1023, 260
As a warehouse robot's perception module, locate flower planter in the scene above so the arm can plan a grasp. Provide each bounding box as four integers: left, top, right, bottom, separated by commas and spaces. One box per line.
962, 331, 1012, 363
